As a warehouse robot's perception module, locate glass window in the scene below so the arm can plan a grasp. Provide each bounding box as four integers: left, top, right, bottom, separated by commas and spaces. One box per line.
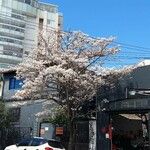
12, 0, 18, 10
17, 0, 25, 2
31, 0, 37, 7
0, 18, 25, 28
9, 78, 15, 89
39, 18, 44, 30
0, 32, 24, 40
9, 107, 20, 122
0, 23, 25, 33
47, 19, 55, 27
9, 78, 23, 90
15, 79, 23, 89
47, 19, 51, 25
25, 0, 31, 5
11, 14, 24, 20
2, 0, 9, 6
0, 36, 23, 45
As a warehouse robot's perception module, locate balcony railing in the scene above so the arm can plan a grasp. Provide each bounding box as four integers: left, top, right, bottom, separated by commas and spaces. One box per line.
0, 49, 23, 58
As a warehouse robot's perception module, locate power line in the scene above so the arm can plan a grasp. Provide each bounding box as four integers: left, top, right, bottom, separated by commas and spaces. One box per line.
1, 11, 150, 61
114, 41, 150, 51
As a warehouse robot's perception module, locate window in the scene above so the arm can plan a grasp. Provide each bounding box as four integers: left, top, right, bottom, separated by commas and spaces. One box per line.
9, 107, 20, 122
2, 0, 9, 6
17, 0, 24, 2
47, 19, 55, 27
47, 19, 51, 25
0, 24, 25, 33
24, 51, 29, 56
39, 18, 44, 30
9, 78, 23, 90
25, 0, 31, 5
11, 14, 24, 20
0, 32, 24, 40
0, 36, 23, 45
0, 18, 26, 28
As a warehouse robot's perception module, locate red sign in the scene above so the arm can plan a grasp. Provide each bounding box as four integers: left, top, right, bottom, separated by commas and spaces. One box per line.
56, 127, 63, 135
108, 124, 112, 140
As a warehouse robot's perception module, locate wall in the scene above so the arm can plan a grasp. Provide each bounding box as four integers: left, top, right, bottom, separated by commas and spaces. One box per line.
105, 65, 150, 102
3, 79, 16, 100
119, 65, 150, 92
6, 99, 56, 136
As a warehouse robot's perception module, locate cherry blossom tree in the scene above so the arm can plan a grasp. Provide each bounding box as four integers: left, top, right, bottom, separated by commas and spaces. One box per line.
15, 30, 119, 150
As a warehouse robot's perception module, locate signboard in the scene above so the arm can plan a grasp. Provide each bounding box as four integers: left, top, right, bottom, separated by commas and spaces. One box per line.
40, 123, 55, 139
56, 127, 63, 135
45, 127, 49, 131
40, 129, 45, 135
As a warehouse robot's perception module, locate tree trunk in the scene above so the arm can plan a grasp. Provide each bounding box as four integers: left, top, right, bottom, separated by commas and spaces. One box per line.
68, 120, 75, 150
66, 88, 76, 150
67, 106, 76, 150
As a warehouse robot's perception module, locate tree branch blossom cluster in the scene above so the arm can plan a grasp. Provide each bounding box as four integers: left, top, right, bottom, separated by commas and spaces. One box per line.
15, 30, 120, 113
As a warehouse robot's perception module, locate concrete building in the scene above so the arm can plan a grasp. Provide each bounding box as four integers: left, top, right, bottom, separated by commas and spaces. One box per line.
0, 0, 63, 68
97, 61, 150, 150
0, 69, 57, 139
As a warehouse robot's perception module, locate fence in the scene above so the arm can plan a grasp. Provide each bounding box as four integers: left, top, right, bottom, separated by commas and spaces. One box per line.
0, 121, 93, 150
0, 127, 31, 150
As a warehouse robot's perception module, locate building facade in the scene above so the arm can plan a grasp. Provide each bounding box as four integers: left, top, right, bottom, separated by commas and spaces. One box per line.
0, 70, 56, 138
0, 0, 62, 68
97, 63, 150, 150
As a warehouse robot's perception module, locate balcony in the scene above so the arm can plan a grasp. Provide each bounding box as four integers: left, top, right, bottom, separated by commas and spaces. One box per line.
0, 23, 25, 33
0, 49, 23, 64
0, 13, 26, 27
0, 35, 24, 48
12, 0, 37, 17
0, 28, 25, 38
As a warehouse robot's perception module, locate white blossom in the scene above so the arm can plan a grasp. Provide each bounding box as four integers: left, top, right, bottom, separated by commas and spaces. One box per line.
15, 30, 120, 117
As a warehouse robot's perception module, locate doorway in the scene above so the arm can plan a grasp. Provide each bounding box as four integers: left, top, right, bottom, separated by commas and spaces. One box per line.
111, 113, 149, 150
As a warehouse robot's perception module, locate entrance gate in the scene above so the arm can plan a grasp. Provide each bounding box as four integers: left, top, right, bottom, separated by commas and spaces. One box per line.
97, 98, 150, 150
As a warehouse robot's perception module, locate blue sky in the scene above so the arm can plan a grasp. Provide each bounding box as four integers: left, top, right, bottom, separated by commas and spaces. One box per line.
41, 0, 150, 67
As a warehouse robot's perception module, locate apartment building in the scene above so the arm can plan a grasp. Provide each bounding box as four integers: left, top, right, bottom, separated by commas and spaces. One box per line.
0, 0, 63, 68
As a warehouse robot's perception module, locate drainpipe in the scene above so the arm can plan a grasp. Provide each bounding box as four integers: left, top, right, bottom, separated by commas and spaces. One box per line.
0, 74, 5, 101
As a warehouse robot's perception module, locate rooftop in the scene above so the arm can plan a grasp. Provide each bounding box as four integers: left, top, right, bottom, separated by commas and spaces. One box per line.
38, 2, 58, 13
